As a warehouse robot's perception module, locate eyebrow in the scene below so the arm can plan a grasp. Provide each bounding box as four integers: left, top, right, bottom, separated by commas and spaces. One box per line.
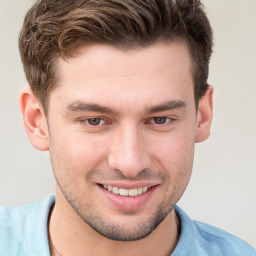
66, 101, 119, 115
146, 100, 187, 114
66, 100, 186, 115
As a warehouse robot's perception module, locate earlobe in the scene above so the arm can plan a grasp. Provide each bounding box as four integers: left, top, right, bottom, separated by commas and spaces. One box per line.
195, 86, 214, 143
20, 87, 49, 151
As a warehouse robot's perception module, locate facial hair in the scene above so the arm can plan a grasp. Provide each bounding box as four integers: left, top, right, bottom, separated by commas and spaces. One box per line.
54, 168, 189, 241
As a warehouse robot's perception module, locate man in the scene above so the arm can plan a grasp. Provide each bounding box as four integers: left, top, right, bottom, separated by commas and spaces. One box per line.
0, 0, 255, 255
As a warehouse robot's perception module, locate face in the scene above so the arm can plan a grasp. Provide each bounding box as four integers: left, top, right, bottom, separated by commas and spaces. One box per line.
46, 42, 199, 241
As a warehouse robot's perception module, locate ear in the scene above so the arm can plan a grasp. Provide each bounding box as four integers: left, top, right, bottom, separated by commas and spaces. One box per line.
195, 85, 214, 143
20, 87, 49, 151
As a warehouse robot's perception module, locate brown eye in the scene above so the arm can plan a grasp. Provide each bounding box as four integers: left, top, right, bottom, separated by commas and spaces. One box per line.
153, 117, 167, 124
87, 118, 103, 126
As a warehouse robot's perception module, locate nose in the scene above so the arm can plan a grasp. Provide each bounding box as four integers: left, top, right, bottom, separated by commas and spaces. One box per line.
107, 123, 151, 178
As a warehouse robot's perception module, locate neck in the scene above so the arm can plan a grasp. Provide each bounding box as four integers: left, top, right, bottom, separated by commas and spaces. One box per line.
48, 193, 180, 256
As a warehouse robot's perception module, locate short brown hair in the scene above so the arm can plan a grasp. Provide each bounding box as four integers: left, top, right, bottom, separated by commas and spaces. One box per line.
19, 0, 213, 109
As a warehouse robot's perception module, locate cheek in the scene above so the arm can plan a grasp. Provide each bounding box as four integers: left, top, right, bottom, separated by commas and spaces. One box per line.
157, 133, 195, 202
149, 128, 195, 194
49, 128, 108, 178
152, 130, 195, 165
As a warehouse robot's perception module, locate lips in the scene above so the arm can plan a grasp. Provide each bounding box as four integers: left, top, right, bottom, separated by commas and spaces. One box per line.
98, 183, 158, 211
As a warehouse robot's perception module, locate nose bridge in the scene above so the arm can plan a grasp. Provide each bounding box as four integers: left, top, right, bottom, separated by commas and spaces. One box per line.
108, 122, 150, 177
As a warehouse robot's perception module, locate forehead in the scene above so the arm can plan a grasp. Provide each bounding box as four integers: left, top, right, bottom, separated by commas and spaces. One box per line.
51, 41, 194, 112
58, 41, 192, 81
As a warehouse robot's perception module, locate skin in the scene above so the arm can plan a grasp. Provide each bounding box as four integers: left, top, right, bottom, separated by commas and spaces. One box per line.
20, 41, 213, 256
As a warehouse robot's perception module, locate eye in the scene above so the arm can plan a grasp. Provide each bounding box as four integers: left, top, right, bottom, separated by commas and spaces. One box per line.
85, 118, 105, 126
78, 117, 111, 132
152, 117, 169, 125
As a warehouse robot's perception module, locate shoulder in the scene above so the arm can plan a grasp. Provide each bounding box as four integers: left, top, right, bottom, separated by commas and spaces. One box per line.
0, 203, 34, 239
194, 220, 256, 256
174, 206, 256, 256
0, 195, 55, 255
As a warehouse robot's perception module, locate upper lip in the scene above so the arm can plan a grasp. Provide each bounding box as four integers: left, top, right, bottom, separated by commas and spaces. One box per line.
97, 181, 160, 189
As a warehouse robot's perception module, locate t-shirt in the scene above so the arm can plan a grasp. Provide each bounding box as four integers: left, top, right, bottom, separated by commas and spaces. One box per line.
0, 194, 255, 256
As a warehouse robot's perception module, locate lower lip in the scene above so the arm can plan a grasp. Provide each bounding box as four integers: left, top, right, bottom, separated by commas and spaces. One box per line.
97, 185, 158, 212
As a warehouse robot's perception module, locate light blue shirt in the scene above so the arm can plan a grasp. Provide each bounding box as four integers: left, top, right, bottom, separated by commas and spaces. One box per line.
0, 195, 255, 256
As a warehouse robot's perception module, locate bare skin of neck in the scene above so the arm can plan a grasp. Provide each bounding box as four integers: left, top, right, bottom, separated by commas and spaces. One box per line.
48, 193, 180, 256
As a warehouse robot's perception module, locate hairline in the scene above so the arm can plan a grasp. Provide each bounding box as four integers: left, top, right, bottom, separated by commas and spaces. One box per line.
42, 38, 199, 116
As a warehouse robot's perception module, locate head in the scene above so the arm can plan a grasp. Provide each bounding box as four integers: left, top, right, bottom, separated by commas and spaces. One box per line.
19, 0, 213, 111
19, 0, 213, 242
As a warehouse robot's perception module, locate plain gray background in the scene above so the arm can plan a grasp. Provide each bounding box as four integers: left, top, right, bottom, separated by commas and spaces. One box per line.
0, 0, 255, 247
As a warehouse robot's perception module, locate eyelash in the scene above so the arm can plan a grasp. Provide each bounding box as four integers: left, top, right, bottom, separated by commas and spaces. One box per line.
80, 118, 107, 126
148, 117, 175, 125
80, 116, 176, 128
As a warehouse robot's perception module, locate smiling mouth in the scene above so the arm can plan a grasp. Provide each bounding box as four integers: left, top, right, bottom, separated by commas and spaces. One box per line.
100, 184, 151, 197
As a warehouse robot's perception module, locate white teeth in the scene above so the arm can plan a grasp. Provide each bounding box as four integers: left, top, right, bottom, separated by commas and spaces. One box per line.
103, 185, 150, 196
119, 188, 129, 196
137, 187, 143, 195
112, 186, 119, 194
142, 186, 148, 193
128, 188, 138, 197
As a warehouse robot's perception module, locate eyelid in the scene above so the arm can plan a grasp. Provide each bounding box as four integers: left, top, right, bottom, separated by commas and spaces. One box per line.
147, 116, 176, 123
79, 117, 109, 126
88, 118, 105, 126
